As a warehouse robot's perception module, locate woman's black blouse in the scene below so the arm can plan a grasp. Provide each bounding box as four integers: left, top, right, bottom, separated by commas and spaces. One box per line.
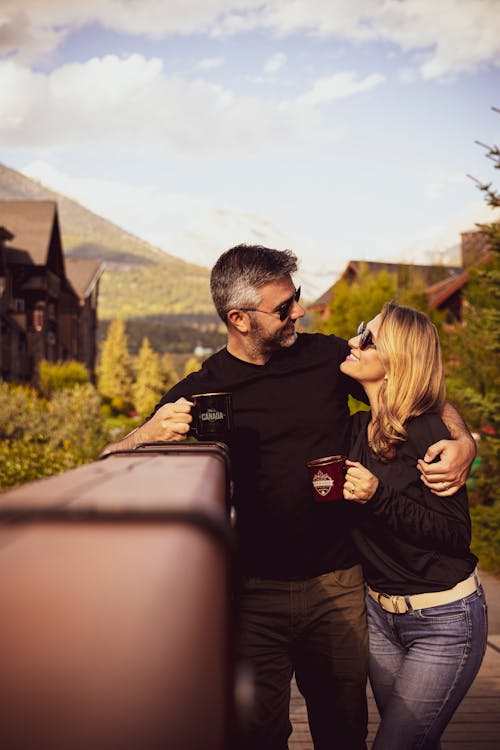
349, 410, 478, 595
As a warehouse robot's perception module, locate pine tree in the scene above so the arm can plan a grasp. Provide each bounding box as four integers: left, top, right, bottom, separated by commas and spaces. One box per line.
97, 317, 133, 412
160, 353, 178, 393
132, 337, 164, 418
445, 112, 499, 504
443, 222, 500, 505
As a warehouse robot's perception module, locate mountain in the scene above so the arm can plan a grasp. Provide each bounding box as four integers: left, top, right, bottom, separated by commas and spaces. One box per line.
0, 162, 216, 320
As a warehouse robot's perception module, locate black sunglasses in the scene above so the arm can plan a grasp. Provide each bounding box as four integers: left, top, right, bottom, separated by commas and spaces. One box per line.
241, 286, 301, 322
357, 321, 377, 350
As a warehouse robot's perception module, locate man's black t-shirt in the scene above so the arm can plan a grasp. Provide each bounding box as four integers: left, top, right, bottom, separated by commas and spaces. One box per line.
155, 333, 364, 579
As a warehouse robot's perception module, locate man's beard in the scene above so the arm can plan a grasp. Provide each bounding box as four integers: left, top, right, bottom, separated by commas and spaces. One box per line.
249, 318, 298, 357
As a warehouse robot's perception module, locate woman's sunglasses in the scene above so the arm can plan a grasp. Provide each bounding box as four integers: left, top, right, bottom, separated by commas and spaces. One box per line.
241, 286, 301, 322
357, 321, 377, 350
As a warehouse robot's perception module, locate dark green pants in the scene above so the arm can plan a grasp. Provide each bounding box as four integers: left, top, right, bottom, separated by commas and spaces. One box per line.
236, 564, 368, 750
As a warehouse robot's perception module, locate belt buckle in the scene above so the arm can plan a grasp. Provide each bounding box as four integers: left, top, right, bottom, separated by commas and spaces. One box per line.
377, 592, 403, 613
377, 592, 401, 613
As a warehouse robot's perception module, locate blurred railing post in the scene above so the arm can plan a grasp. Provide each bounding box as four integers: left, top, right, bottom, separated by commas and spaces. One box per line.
0, 441, 241, 750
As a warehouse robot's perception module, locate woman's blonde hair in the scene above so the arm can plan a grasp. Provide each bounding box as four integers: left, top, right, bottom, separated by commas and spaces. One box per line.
370, 301, 446, 461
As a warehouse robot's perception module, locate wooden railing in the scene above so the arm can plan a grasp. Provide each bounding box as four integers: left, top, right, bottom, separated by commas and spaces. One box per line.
0, 442, 240, 750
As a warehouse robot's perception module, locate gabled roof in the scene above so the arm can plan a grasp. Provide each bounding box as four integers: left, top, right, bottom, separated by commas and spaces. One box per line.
342, 259, 461, 281
0, 200, 59, 266
426, 250, 493, 309
65, 257, 105, 301
309, 259, 462, 310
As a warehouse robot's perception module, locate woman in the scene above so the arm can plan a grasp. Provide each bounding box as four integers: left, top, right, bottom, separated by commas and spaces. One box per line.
340, 301, 488, 750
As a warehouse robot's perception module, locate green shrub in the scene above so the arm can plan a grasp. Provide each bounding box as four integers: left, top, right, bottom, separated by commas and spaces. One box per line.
103, 414, 142, 445
0, 440, 82, 491
0, 382, 48, 441
471, 503, 500, 574
466, 435, 499, 506
45, 384, 107, 460
0, 381, 107, 491
38, 359, 90, 398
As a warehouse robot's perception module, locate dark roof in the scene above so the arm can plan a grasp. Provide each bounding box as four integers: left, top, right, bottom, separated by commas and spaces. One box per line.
343, 259, 461, 280
65, 257, 105, 301
0, 200, 57, 265
426, 250, 494, 309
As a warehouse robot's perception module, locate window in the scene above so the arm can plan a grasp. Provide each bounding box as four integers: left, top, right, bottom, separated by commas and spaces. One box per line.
33, 309, 44, 332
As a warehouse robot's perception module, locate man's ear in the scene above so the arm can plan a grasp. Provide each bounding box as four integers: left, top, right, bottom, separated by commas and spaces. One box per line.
227, 308, 251, 333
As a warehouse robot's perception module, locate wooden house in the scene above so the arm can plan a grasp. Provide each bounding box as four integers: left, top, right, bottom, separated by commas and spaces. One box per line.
0, 201, 104, 383
308, 230, 492, 323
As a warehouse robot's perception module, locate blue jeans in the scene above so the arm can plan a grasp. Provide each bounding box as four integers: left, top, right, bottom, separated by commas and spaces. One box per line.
367, 585, 488, 750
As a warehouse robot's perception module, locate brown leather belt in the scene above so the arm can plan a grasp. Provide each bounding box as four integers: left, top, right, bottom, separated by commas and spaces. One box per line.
367, 570, 480, 614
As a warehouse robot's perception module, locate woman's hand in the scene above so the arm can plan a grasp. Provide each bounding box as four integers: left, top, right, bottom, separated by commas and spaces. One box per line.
343, 459, 379, 504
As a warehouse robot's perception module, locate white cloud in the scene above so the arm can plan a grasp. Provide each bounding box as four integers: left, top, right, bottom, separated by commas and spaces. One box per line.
194, 56, 225, 71
299, 71, 385, 105
398, 67, 418, 84
0, 1, 262, 63
0, 54, 383, 156
2, 1, 499, 78
0, 55, 327, 154
263, 52, 286, 75
258, 0, 500, 80
425, 167, 467, 201
402, 200, 500, 264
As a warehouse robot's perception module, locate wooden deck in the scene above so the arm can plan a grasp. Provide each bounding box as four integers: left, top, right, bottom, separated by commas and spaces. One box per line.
290, 571, 500, 749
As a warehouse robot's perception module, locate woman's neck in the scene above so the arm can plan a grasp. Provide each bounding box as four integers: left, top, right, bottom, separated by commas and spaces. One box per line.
363, 381, 381, 420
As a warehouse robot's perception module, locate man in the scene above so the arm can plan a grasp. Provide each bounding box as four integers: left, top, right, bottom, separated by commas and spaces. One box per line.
103, 245, 475, 749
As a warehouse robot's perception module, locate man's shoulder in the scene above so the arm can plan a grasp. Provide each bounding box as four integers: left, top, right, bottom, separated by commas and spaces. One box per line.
294, 332, 349, 360
297, 331, 348, 349
159, 350, 226, 401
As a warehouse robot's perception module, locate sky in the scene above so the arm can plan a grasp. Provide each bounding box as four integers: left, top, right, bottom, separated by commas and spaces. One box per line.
0, 0, 499, 298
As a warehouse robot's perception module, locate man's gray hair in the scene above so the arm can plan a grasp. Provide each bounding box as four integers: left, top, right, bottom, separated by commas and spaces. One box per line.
210, 244, 299, 323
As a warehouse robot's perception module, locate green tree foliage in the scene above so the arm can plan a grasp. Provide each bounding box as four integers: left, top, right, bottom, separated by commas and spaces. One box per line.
38, 359, 89, 398
467, 118, 500, 209
317, 267, 398, 340
183, 356, 201, 378
103, 314, 226, 356
0, 382, 107, 491
132, 337, 164, 418
160, 352, 178, 392
0, 383, 48, 440
446, 118, 499, 509
470, 503, 500, 572
46, 384, 106, 458
315, 264, 435, 342
443, 221, 500, 505
97, 316, 133, 413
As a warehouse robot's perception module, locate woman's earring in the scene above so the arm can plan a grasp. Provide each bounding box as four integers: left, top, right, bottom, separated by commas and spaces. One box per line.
384, 375, 388, 382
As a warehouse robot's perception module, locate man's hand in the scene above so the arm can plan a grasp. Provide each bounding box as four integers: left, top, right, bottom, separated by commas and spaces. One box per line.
143, 397, 193, 442
417, 436, 476, 496
100, 397, 193, 457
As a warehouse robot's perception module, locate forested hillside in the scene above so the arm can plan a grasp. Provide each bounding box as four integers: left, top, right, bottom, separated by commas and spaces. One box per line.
0, 163, 224, 352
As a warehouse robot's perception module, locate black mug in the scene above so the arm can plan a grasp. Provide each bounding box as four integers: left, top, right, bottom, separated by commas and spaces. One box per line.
191, 392, 233, 443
